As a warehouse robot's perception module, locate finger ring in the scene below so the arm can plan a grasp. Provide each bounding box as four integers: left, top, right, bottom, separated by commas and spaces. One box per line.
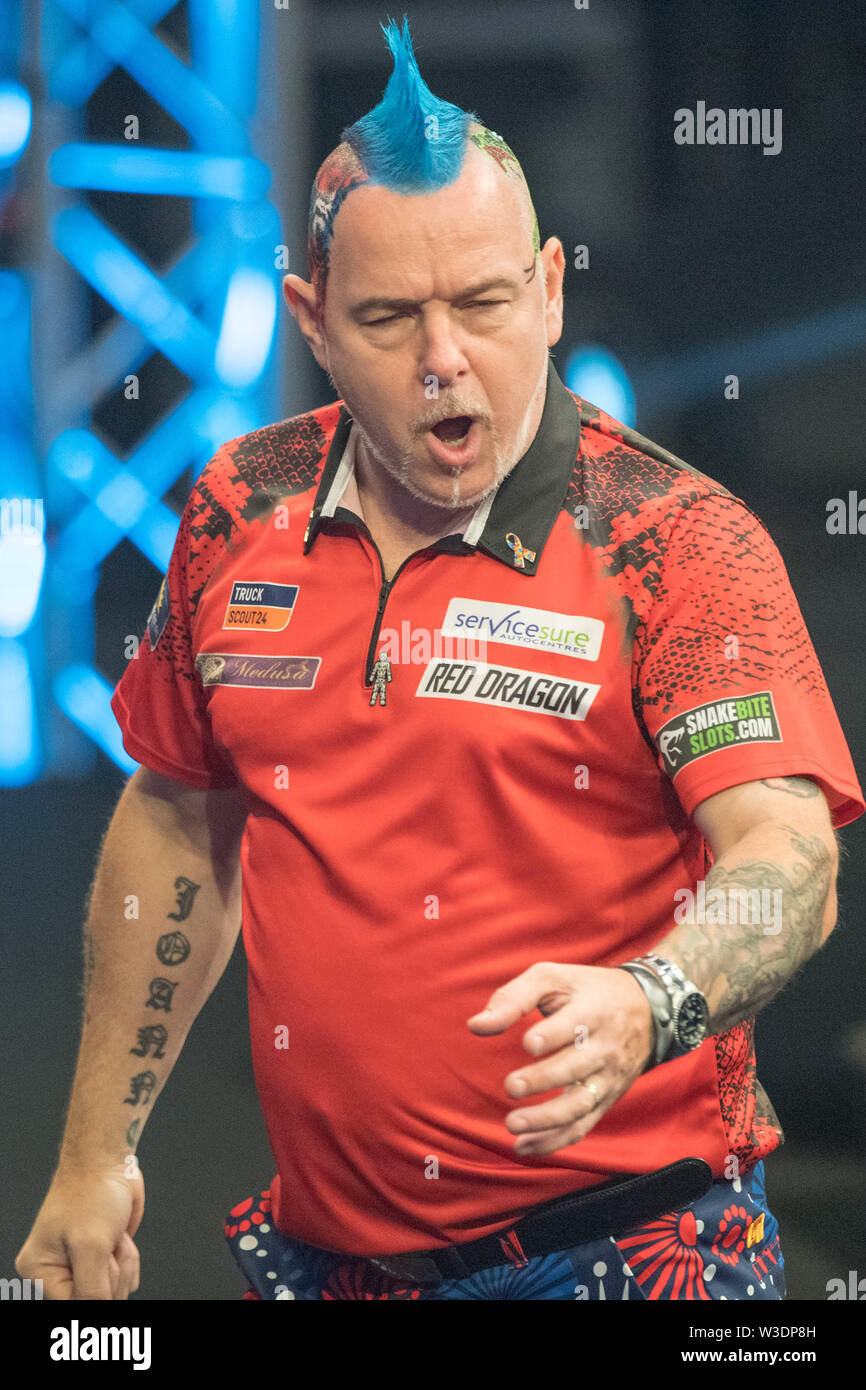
580, 1080, 601, 1106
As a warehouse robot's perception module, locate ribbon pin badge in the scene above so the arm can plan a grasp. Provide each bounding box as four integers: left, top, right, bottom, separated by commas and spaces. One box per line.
506, 532, 536, 569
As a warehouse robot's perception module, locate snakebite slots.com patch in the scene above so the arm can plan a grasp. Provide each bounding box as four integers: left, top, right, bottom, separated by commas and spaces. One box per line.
656, 691, 782, 777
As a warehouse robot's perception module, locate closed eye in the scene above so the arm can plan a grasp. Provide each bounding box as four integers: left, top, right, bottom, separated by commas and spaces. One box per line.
364, 300, 509, 325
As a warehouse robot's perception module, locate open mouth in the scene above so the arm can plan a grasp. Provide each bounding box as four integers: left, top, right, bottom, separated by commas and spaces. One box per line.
430, 415, 475, 447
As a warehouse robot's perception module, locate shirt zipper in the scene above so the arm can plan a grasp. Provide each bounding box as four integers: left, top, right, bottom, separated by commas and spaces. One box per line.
363, 539, 418, 687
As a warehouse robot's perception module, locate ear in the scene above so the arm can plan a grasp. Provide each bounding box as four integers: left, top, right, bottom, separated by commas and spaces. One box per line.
539, 237, 565, 349
282, 274, 330, 372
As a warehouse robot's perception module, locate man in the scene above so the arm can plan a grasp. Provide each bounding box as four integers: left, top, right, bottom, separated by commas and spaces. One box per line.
17, 19, 863, 1301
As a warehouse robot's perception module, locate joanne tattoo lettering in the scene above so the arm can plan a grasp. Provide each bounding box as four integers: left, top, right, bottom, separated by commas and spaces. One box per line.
156, 930, 190, 966
145, 978, 177, 1012
167, 876, 200, 922
130, 1025, 168, 1059
124, 1071, 157, 1106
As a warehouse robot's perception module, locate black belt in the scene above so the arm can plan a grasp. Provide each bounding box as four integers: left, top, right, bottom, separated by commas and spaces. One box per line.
366, 1157, 713, 1287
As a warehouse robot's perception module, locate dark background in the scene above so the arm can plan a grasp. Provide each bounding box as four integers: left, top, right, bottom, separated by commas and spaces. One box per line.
2, 0, 865, 1299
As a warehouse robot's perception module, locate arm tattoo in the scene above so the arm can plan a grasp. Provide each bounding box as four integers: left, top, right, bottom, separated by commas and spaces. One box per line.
130, 1025, 167, 1058
656, 825, 833, 1036
167, 875, 200, 921
119, 873, 196, 1120
124, 1071, 157, 1106
156, 929, 190, 965
760, 777, 820, 799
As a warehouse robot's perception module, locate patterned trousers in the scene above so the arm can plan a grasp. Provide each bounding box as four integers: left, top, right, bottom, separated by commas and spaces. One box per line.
225, 1159, 784, 1300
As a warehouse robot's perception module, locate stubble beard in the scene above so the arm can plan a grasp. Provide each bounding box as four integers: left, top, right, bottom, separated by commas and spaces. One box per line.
356, 417, 511, 511
324, 356, 548, 513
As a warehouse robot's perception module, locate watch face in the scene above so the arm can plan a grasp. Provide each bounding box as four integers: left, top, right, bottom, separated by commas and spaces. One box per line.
676, 993, 710, 1049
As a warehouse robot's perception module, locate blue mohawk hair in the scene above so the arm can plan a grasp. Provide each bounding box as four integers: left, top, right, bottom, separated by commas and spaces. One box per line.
307, 15, 539, 299
341, 16, 476, 193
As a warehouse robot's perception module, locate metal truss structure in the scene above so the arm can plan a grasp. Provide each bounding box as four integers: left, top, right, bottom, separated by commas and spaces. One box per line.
1, 0, 279, 784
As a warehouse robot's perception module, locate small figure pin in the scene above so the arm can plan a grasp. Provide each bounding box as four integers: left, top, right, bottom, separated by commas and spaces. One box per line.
506, 532, 536, 569
369, 649, 392, 706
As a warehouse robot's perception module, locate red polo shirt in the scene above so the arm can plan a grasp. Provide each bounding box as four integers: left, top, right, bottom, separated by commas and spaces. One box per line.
111, 361, 863, 1255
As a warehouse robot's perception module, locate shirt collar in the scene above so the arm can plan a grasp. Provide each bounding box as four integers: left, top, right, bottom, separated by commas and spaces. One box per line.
318, 422, 496, 545
303, 358, 581, 574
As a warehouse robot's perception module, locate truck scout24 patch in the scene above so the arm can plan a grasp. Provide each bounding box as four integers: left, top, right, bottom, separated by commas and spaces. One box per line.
223, 581, 299, 632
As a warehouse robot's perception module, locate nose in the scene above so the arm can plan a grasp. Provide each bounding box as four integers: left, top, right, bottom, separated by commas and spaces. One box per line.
417, 305, 470, 393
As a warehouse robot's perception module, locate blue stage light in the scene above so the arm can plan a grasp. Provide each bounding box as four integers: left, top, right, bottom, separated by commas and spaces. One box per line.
0, 639, 40, 783
0, 501, 45, 637
0, 82, 32, 167
51, 429, 181, 572
50, 145, 271, 200
37, 0, 279, 782
54, 208, 216, 378
188, 0, 258, 119
55, 0, 247, 152
51, 0, 176, 105
54, 663, 138, 773
630, 299, 866, 415
215, 267, 277, 388
564, 345, 636, 427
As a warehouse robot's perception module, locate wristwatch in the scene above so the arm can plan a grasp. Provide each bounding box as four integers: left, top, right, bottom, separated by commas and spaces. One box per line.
618, 954, 710, 1069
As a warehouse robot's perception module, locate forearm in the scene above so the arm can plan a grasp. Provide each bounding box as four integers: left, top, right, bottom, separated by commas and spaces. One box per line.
58, 774, 242, 1171
651, 818, 836, 1036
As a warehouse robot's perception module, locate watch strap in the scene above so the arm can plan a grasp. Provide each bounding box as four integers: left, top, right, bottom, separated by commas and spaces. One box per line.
617, 963, 674, 1069
626, 955, 710, 1058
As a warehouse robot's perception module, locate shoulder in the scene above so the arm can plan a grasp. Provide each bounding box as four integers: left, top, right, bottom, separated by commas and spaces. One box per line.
187, 399, 343, 536
564, 391, 778, 621
174, 400, 343, 610
568, 389, 735, 538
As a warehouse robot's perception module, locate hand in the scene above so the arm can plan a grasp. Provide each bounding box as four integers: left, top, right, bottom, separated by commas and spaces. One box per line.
15, 1161, 145, 1299
467, 962, 655, 1157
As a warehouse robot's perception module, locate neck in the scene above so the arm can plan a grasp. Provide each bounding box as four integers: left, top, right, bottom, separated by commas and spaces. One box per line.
351, 358, 550, 547
354, 436, 478, 546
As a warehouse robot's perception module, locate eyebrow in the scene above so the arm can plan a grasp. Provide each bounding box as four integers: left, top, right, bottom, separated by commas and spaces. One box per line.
349, 276, 523, 318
